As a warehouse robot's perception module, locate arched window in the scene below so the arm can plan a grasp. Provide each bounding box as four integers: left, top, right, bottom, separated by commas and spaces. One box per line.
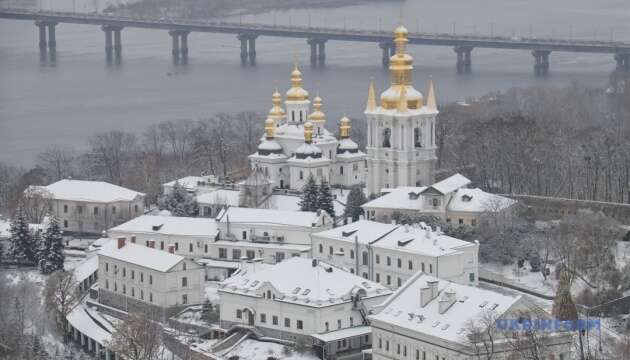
319, 244, 323, 253
414, 128, 422, 148
292, 111, 295, 122
329, 246, 334, 255
382, 128, 391, 148
300, 111, 303, 122
362, 251, 368, 266
299, 170, 303, 180
340, 166, 344, 175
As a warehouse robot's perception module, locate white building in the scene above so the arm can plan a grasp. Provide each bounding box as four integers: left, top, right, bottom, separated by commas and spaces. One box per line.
97, 237, 205, 321
162, 175, 221, 195
210, 207, 333, 264
197, 189, 241, 217
107, 215, 219, 258
28, 179, 145, 234
362, 173, 516, 226
249, 66, 366, 190
218, 257, 392, 358
311, 220, 479, 289
366, 25, 439, 196
368, 273, 573, 359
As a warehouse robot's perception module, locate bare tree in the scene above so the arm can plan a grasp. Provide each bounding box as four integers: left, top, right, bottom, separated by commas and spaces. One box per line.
37, 145, 76, 182
106, 312, 165, 360
44, 270, 81, 343
87, 130, 138, 185
21, 186, 53, 224
463, 309, 500, 359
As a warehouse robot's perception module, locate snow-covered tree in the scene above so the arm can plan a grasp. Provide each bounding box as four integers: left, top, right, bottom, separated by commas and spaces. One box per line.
39, 216, 64, 274
158, 181, 198, 217
299, 175, 319, 212
8, 207, 35, 265
317, 180, 335, 218
343, 187, 367, 221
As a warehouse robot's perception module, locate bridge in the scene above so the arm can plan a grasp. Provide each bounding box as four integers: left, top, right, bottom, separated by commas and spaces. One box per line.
1, 8, 629, 74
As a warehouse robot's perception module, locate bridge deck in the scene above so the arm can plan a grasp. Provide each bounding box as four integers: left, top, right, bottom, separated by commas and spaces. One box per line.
1, 8, 629, 54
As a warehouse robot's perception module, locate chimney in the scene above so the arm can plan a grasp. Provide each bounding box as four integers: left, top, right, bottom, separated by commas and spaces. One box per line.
427, 280, 439, 299
168, 244, 175, 254
147, 240, 155, 248
420, 286, 433, 307
438, 289, 457, 314
117, 237, 126, 249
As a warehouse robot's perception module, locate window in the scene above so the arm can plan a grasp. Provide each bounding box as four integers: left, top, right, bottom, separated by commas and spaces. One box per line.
63, 220, 68, 228
134, 204, 139, 212
432, 198, 439, 207
105, 263, 109, 272
325, 322, 329, 332
93, 207, 99, 215
112, 206, 116, 214
362, 272, 368, 279
379, 338, 382, 349
236, 310, 242, 319
404, 345, 407, 356
232, 249, 241, 259
471, 219, 477, 226
131, 236, 136, 243
385, 340, 389, 351
182, 294, 187, 304
397, 277, 402, 287
246, 250, 255, 259
329, 246, 333, 255
260, 314, 266, 323
469, 273, 475, 282
376, 273, 380, 282
397, 344, 401, 354
382, 128, 391, 148
350, 317, 354, 326
242, 231, 247, 240
149, 275, 153, 284
408, 260, 413, 270
297, 320, 303, 330
397, 258, 402, 268
319, 244, 323, 253
340, 166, 344, 175
459, 218, 464, 225
272, 316, 278, 325
387, 275, 391, 285
284, 318, 291, 328
122, 267, 126, 277
182, 277, 188, 287
131, 287, 134, 297
105, 280, 109, 289
375, 255, 380, 264
114, 282, 117, 292
149, 293, 153, 303
421, 262, 425, 272
77, 205, 82, 214
266, 290, 271, 299
362, 251, 368, 266
189, 243, 193, 252
122, 285, 126, 294
175, 242, 178, 250
414, 127, 422, 148
160, 241, 164, 250
205, 244, 208, 253
140, 272, 144, 282
63, 204, 68, 213
131, 270, 134, 279
219, 248, 227, 259
429, 264, 433, 274
387, 257, 391, 266
299, 171, 303, 180
275, 252, 285, 262
350, 250, 354, 259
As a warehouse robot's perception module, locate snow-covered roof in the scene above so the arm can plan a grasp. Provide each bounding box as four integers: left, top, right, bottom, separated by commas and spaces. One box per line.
213, 240, 311, 252
257, 139, 283, 152
337, 138, 359, 151
196, 258, 241, 269
369, 273, 521, 343
220, 257, 391, 307
422, 173, 471, 195
33, 179, 144, 203
314, 220, 475, 257
217, 207, 325, 228
108, 215, 218, 237
362, 186, 428, 210
197, 189, 240, 207
98, 239, 184, 272
268, 194, 301, 211
163, 175, 218, 191
294, 142, 323, 156
67, 305, 113, 344
447, 188, 516, 213
74, 256, 99, 283
312, 326, 371, 342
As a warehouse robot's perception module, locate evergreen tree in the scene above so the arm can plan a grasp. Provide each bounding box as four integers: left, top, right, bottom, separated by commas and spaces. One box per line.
47, 216, 65, 273
343, 187, 367, 221
317, 180, 335, 218
158, 181, 199, 217
299, 175, 319, 212
8, 207, 35, 264
33, 229, 44, 267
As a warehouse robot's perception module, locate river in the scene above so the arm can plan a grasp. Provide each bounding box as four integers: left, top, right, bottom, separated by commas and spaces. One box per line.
0, 0, 628, 166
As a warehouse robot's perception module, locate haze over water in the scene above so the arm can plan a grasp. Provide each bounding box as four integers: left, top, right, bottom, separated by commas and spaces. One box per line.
0, 0, 628, 166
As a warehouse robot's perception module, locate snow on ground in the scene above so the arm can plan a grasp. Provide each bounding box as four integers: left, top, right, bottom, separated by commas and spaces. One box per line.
189, 338, 219, 354
615, 241, 630, 268
5, 269, 47, 285
482, 262, 557, 297
225, 339, 319, 360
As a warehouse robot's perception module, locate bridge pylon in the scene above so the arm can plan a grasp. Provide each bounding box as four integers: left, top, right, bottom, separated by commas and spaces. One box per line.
102, 25, 123, 63
237, 33, 258, 66
532, 50, 551, 76
307, 38, 327, 67
169, 29, 191, 65
454, 46, 473, 74
614, 53, 630, 72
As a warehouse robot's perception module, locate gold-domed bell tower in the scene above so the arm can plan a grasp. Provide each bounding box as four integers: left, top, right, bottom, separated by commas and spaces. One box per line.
265, 117, 275, 140
380, 25, 423, 110
308, 96, 326, 136
304, 121, 314, 144
339, 116, 351, 139
285, 64, 310, 124
268, 89, 286, 124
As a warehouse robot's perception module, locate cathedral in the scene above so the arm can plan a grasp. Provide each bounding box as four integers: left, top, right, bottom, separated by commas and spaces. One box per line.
250, 25, 438, 195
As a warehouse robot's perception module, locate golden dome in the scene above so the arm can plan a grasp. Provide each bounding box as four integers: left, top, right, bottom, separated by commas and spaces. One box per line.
304, 121, 314, 143
268, 89, 286, 119
339, 116, 351, 138
380, 25, 423, 110
264, 117, 275, 139
286, 64, 309, 101
308, 96, 326, 123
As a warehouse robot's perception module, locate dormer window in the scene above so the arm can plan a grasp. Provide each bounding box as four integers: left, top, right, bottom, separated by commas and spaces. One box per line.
462, 194, 473, 202
432, 198, 439, 207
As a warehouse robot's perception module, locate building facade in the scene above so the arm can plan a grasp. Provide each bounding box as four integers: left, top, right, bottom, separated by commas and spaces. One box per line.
311, 220, 479, 289
366, 26, 439, 196
218, 258, 392, 358
97, 237, 205, 321
29, 179, 145, 235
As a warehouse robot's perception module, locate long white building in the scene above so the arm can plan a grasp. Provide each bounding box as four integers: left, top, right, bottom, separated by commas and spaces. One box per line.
29, 179, 145, 234
218, 257, 392, 358
97, 237, 205, 321
311, 220, 478, 289
107, 215, 219, 258
368, 273, 573, 359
